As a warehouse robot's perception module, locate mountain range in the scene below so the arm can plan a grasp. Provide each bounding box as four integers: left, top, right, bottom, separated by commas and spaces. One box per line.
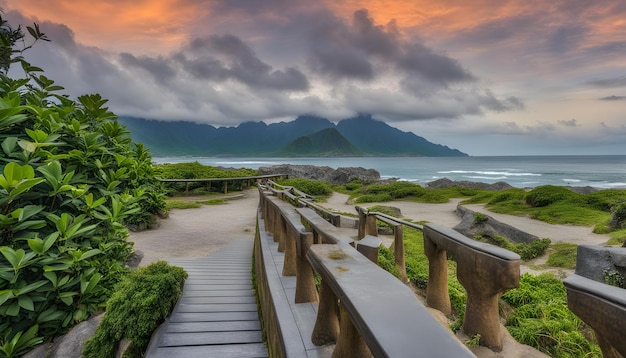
119, 114, 468, 157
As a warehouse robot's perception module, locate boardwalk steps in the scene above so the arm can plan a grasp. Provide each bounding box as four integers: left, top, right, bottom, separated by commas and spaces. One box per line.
145, 238, 268, 358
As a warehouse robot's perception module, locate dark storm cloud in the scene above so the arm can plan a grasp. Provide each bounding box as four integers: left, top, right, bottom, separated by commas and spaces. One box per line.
119, 53, 176, 82
307, 9, 475, 88
180, 34, 310, 91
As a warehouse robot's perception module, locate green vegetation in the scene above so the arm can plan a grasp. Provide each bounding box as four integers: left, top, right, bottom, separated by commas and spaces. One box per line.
165, 200, 202, 210
546, 243, 578, 269
603, 270, 625, 288
344, 181, 626, 243
154, 162, 258, 195
0, 17, 167, 356
502, 273, 601, 357
275, 178, 332, 197
475, 235, 551, 261
83, 261, 187, 358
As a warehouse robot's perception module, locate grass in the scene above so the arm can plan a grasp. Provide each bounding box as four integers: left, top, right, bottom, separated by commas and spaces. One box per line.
546, 243, 578, 269
372, 210, 601, 357
166, 200, 202, 209
199, 199, 228, 205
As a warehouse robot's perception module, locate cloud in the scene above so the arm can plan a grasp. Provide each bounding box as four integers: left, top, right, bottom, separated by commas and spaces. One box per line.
599, 95, 626, 101
8, 5, 523, 128
558, 119, 579, 127
589, 76, 626, 88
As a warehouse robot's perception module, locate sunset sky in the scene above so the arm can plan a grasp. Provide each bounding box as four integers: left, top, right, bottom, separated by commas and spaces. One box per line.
4, 0, 626, 155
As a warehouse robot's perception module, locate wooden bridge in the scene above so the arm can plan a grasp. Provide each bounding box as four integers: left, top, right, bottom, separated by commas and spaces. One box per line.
147, 180, 626, 357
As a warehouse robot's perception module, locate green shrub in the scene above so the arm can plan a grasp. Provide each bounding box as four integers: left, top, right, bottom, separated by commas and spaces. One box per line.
354, 193, 393, 203
0, 17, 165, 355
83, 261, 187, 358
473, 212, 488, 224
276, 178, 332, 196
377, 246, 400, 278
525, 186, 581, 207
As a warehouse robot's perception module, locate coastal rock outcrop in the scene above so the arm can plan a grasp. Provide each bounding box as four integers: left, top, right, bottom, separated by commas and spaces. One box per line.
427, 178, 514, 191
454, 205, 538, 244
258, 164, 380, 184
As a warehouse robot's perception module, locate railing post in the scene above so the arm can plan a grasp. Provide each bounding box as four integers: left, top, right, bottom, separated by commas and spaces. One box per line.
311, 279, 339, 346
275, 210, 285, 252
282, 222, 296, 276
295, 231, 318, 303
332, 302, 372, 358
356, 206, 377, 239
423, 233, 451, 316
389, 224, 407, 282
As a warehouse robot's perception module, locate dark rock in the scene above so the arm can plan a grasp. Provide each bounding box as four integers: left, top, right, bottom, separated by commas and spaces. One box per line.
575, 245, 626, 282
258, 164, 380, 184
426, 178, 514, 191
24, 314, 104, 358
454, 205, 538, 244
127, 250, 144, 268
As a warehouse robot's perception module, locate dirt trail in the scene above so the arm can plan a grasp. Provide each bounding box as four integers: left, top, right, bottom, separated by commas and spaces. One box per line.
129, 189, 259, 266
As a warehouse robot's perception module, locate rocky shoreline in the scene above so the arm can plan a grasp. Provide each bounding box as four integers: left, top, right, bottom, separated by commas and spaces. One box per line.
258, 164, 601, 192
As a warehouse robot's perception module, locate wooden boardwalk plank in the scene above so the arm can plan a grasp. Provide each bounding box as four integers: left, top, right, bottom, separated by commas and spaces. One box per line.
145, 238, 267, 357
166, 321, 261, 333
159, 330, 263, 346
149, 343, 268, 358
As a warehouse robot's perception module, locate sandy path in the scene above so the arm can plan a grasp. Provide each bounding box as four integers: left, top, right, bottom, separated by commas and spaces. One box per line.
322, 192, 609, 246
129, 189, 259, 266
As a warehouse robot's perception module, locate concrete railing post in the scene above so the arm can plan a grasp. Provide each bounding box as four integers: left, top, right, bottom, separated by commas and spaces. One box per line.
332, 302, 372, 358
423, 235, 451, 315
311, 279, 339, 346
282, 222, 296, 276
356, 206, 378, 239
392, 224, 407, 283
275, 210, 285, 251
295, 231, 318, 303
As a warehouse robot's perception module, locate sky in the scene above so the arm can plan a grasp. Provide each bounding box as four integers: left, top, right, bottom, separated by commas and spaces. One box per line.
3, 0, 626, 156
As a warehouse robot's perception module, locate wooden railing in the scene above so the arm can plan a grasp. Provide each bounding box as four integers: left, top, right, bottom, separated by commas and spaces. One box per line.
255, 184, 474, 357
563, 245, 626, 357
158, 173, 287, 194
355, 205, 521, 351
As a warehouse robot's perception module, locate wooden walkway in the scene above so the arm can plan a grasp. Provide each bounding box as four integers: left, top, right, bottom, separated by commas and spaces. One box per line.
145, 238, 268, 358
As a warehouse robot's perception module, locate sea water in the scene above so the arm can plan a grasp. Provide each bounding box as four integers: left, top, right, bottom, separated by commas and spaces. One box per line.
152, 155, 626, 189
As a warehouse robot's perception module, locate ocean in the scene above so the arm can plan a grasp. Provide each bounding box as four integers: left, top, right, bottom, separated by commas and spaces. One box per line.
152, 155, 626, 189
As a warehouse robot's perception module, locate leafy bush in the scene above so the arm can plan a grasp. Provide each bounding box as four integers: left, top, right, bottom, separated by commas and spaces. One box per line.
154, 162, 258, 194
525, 186, 581, 207
0, 17, 165, 355
276, 178, 332, 197
83, 261, 187, 358
354, 193, 393, 203
603, 269, 625, 288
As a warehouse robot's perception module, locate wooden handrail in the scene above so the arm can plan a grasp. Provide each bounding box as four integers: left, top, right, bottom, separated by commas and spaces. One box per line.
356, 205, 521, 351
256, 186, 474, 357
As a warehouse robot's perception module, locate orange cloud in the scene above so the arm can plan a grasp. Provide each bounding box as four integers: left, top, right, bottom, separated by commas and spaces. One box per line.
6, 0, 210, 53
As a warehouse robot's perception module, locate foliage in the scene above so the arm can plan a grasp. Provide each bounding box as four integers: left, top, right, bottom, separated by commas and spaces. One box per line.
525, 186, 582, 207
154, 162, 258, 194
473, 212, 488, 224
502, 273, 601, 357
476, 235, 551, 261
276, 178, 332, 197
0, 17, 165, 355
609, 202, 626, 230
546, 243, 578, 269
165, 200, 201, 210
83, 261, 187, 358
377, 245, 400, 278
603, 269, 625, 288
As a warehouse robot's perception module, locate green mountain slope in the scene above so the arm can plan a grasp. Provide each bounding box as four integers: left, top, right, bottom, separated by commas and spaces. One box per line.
281, 128, 364, 156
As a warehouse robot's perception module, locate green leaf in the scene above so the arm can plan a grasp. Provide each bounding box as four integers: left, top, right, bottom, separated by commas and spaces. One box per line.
15, 280, 47, 296
0, 290, 14, 306
27, 238, 44, 254
77, 249, 102, 261
1, 137, 18, 155
18, 295, 34, 311
6, 301, 20, 316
